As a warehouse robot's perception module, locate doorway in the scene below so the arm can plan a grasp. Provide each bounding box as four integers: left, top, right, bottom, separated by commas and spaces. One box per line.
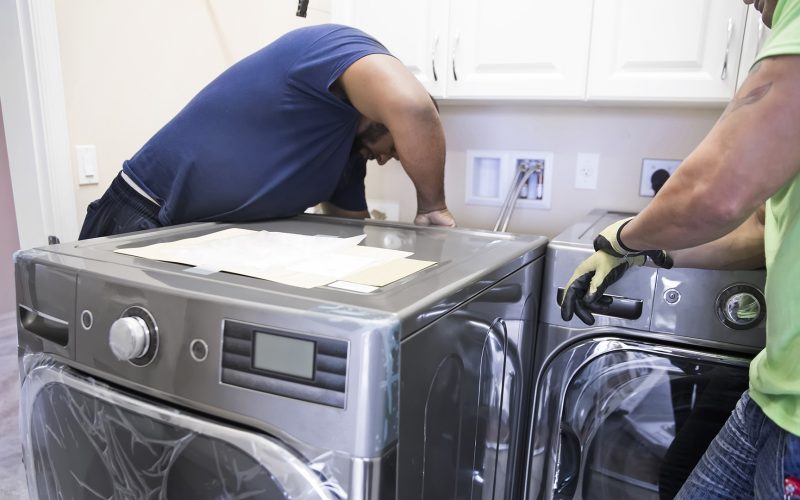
0, 102, 27, 499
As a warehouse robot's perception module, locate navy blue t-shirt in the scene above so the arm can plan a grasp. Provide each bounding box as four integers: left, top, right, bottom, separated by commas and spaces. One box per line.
123, 24, 391, 225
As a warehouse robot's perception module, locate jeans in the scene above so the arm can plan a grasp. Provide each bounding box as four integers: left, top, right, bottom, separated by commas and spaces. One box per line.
78, 172, 162, 240
676, 391, 800, 499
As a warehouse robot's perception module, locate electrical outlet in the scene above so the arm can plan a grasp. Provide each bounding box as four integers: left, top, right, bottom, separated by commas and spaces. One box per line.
575, 153, 599, 190
640, 158, 681, 197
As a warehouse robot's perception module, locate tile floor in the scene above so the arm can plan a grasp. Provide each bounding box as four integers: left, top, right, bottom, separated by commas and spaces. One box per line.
0, 318, 28, 499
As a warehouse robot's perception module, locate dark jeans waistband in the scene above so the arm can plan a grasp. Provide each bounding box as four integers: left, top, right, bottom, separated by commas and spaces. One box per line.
110, 172, 161, 220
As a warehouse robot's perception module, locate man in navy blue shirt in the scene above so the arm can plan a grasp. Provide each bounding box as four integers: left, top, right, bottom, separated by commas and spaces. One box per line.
78, 24, 455, 239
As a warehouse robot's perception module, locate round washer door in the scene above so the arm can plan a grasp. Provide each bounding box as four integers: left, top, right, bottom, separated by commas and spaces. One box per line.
528, 337, 751, 500
20, 362, 339, 500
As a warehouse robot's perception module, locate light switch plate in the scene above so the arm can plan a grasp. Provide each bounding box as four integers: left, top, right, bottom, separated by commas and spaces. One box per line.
640, 158, 681, 197
76, 144, 99, 185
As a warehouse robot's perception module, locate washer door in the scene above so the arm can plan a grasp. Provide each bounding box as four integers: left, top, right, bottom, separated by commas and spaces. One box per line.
20, 362, 338, 500
528, 337, 750, 500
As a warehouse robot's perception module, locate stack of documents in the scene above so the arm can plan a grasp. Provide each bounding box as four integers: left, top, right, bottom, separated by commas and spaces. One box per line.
115, 228, 436, 289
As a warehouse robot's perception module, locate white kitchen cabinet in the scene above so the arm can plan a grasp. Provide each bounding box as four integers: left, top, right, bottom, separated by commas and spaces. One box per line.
587, 0, 749, 103
333, 0, 593, 100
334, 0, 754, 103
736, 7, 771, 91
444, 0, 593, 99
332, 0, 449, 96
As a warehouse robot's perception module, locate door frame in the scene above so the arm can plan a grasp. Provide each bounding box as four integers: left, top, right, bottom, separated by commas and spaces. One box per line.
0, 0, 78, 250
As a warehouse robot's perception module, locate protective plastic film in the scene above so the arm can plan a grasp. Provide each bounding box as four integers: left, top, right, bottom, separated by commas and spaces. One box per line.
19, 354, 344, 499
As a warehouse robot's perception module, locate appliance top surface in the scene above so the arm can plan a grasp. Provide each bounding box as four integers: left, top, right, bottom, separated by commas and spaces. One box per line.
40, 215, 547, 315
550, 208, 635, 248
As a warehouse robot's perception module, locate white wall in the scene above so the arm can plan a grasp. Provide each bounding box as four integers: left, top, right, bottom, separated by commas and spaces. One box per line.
367, 103, 722, 237
54, 0, 332, 223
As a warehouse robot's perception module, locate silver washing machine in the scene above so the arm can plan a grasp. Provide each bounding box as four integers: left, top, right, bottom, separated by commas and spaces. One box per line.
524, 210, 766, 500
15, 216, 547, 500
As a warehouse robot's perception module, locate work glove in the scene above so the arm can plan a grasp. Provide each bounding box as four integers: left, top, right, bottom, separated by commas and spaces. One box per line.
414, 208, 456, 227
560, 217, 673, 325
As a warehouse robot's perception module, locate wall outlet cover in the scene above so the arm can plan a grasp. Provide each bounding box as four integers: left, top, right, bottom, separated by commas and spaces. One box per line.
575, 153, 600, 190
640, 158, 681, 197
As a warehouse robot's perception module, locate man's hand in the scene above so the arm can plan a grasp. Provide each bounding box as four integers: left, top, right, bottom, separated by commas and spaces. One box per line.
560, 252, 646, 324
560, 217, 673, 325
414, 208, 456, 227
594, 217, 673, 267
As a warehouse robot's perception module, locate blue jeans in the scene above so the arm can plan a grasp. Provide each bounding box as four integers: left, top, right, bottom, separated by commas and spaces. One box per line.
78, 172, 162, 240
676, 391, 800, 499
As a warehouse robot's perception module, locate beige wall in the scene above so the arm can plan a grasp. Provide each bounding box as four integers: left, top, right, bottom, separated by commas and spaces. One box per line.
54, 1, 721, 239
55, 0, 332, 222
366, 103, 722, 237
0, 104, 21, 316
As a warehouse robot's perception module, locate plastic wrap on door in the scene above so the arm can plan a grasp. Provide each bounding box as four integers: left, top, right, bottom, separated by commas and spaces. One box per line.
19, 353, 345, 500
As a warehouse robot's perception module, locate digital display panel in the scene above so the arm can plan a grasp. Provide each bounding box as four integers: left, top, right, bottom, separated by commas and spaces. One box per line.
253, 332, 315, 379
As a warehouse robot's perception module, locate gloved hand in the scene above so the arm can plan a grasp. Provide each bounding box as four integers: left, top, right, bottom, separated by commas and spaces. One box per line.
560, 217, 673, 325
414, 208, 456, 227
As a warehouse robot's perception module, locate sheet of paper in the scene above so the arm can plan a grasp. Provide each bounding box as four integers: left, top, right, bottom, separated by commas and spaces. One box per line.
342, 258, 436, 287
327, 281, 379, 293
114, 229, 432, 289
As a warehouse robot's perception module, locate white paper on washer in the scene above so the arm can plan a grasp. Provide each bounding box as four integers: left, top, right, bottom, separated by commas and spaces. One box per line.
115, 229, 415, 288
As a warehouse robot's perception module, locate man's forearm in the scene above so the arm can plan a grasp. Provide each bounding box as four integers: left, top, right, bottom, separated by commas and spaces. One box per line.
667, 207, 765, 270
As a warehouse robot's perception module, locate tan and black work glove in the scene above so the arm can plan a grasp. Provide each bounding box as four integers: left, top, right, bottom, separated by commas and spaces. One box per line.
560, 217, 673, 325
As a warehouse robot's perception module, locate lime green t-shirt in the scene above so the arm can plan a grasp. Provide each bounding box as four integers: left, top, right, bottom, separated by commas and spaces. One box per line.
747, 0, 800, 436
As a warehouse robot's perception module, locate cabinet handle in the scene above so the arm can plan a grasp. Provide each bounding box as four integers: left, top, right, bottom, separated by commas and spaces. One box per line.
431, 34, 439, 82
451, 33, 460, 81
721, 17, 733, 80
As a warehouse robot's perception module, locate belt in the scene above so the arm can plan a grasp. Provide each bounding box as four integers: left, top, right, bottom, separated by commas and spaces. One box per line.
121, 171, 160, 207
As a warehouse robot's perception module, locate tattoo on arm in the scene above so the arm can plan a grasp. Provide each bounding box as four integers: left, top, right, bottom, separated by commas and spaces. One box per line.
720, 80, 773, 121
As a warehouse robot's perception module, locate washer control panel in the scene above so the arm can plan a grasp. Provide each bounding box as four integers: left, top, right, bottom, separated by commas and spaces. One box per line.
221, 320, 348, 408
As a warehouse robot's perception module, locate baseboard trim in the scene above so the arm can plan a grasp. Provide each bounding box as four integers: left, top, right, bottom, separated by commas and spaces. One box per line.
0, 311, 16, 338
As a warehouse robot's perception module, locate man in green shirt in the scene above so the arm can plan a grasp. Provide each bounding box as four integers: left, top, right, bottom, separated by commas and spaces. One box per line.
560, 0, 800, 496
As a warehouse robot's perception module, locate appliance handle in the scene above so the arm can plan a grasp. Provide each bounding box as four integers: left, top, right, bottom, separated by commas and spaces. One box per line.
556, 288, 643, 320
18, 304, 69, 346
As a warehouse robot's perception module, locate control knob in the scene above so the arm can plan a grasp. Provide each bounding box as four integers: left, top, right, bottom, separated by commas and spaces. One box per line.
715, 284, 766, 330
108, 306, 158, 365
109, 316, 150, 361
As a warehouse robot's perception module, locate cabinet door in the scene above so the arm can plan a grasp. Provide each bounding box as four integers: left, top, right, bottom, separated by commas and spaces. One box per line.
332, 0, 449, 97
446, 0, 593, 99
587, 0, 748, 103
736, 7, 771, 91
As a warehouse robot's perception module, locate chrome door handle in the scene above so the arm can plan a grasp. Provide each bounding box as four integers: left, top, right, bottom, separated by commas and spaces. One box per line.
431, 33, 439, 82
721, 17, 734, 80
451, 33, 460, 81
